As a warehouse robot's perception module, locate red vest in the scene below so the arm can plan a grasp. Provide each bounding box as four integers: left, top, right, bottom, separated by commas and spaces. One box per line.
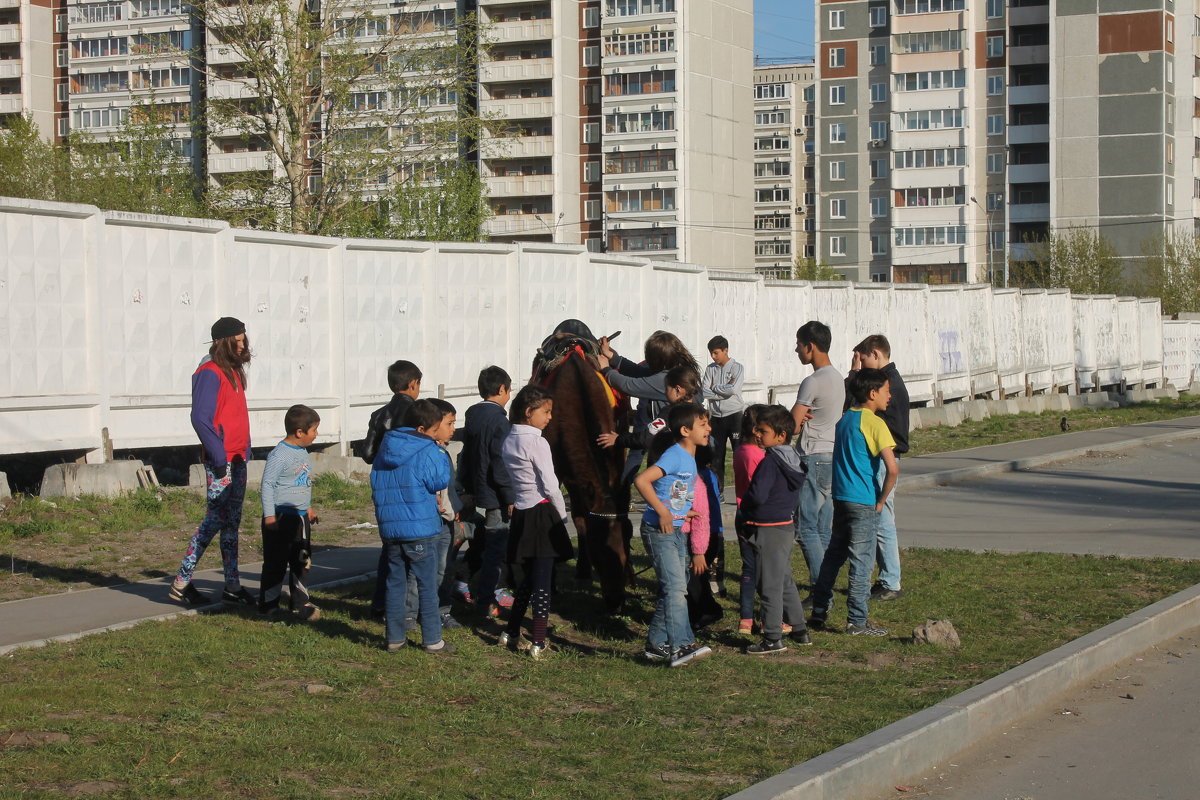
195, 360, 250, 459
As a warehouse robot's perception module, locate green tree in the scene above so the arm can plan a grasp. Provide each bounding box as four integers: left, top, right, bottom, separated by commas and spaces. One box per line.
1137, 230, 1200, 315
0, 115, 65, 201
791, 257, 846, 281
1009, 226, 1124, 295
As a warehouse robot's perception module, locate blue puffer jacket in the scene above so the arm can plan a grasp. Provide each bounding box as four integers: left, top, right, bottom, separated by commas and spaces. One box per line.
370, 428, 450, 541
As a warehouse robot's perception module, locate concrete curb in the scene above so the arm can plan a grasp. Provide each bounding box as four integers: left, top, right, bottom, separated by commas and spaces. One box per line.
0, 571, 376, 658
726, 582, 1200, 800
900, 426, 1200, 491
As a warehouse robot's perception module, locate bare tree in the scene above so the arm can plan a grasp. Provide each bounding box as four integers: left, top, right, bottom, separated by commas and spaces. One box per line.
1009, 226, 1124, 295
1137, 230, 1200, 315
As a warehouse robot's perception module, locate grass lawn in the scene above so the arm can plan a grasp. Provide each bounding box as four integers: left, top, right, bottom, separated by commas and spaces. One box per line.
1, 546, 1197, 799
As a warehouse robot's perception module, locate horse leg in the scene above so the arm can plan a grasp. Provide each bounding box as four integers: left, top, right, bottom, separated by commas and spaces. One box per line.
587, 516, 628, 613
573, 513, 593, 584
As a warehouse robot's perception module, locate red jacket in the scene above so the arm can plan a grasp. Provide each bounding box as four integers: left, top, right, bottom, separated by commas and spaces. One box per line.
191, 358, 250, 466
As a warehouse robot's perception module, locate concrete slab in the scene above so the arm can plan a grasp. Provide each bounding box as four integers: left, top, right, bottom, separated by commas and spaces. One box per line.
41, 461, 146, 499
0, 472, 10, 500
311, 452, 370, 481
188, 459, 266, 488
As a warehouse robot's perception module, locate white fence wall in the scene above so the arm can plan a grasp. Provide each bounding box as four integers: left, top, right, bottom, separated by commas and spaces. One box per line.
0, 197, 1190, 458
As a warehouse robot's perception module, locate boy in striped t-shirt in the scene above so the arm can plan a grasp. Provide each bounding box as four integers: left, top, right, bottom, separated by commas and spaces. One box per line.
809, 369, 899, 637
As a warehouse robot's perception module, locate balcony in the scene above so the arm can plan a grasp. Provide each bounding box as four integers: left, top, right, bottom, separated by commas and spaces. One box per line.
479, 58, 554, 83
0, 0, 18, 8
1008, 84, 1049, 105
208, 150, 274, 173
1008, 45, 1050, 66
0, 22, 19, 44
490, 19, 553, 44
1008, 123, 1049, 144
1008, 162, 1049, 183
1009, 5, 1050, 26
0, 93, 21, 113
209, 79, 259, 100
1009, 202, 1050, 223
485, 213, 554, 235
481, 96, 554, 119
486, 174, 554, 197
892, 166, 966, 190
207, 45, 245, 65
892, 89, 964, 114
0, 60, 19, 79
481, 134, 554, 159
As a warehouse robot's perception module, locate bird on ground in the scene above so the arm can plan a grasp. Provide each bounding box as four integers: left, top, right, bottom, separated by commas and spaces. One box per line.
1060, 416, 1070, 432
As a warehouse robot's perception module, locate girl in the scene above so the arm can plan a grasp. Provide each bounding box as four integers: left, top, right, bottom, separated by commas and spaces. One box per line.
170, 317, 256, 607
732, 404, 768, 633
498, 385, 574, 660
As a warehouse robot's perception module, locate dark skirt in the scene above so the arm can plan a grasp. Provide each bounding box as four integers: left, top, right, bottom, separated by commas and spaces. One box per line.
508, 502, 575, 563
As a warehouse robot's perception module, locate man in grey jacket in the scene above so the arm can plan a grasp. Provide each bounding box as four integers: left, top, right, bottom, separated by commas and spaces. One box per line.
702, 335, 745, 494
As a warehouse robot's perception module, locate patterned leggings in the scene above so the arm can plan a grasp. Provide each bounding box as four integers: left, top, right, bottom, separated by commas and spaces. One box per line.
506, 556, 554, 646
176, 459, 247, 587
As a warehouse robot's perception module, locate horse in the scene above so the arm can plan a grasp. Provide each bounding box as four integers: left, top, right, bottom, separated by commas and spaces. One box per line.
532, 321, 634, 613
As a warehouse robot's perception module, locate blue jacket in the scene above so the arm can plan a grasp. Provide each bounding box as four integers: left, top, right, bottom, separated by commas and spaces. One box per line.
370, 428, 450, 541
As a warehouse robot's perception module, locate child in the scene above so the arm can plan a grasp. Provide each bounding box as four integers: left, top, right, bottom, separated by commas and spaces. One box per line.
371, 399, 455, 655
361, 359, 423, 619
701, 335, 745, 494
809, 369, 899, 637
633, 403, 714, 668
498, 385, 574, 660
847, 335, 911, 602
458, 365, 515, 618
740, 405, 812, 654
405, 398, 465, 632
732, 404, 768, 633
684, 445, 723, 630
596, 364, 701, 453
259, 404, 321, 620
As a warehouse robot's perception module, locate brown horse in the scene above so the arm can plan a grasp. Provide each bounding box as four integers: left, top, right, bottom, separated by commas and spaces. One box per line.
533, 328, 634, 612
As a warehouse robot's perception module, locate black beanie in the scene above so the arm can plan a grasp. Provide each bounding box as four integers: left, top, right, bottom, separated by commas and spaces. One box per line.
210, 317, 246, 341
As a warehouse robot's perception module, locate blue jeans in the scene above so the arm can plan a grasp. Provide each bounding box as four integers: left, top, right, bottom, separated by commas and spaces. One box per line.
383, 535, 442, 647
811, 501, 880, 628
408, 525, 452, 619
795, 452, 833, 588
875, 460, 900, 591
640, 521, 695, 652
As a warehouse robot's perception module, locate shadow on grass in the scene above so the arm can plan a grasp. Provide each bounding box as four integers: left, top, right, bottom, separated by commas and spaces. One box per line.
0, 554, 172, 589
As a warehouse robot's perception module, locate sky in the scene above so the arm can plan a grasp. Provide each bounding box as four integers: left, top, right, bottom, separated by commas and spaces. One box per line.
753, 0, 814, 63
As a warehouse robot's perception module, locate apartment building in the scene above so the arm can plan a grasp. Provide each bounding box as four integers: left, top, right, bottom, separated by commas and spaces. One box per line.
815, 0, 1200, 284
1, 0, 62, 136
752, 61, 815, 275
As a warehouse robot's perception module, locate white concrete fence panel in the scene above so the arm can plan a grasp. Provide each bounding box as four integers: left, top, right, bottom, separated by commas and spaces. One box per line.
0, 197, 1185, 459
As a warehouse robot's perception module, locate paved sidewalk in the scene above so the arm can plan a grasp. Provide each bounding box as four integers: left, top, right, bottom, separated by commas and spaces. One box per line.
1, 414, 1198, 656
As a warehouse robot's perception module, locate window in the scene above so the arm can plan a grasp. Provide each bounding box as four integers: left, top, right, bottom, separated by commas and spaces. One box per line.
586, 238, 603, 253
987, 153, 1005, 173
70, 71, 129, 94
892, 30, 964, 55
987, 75, 1004, 96
755, 82, 789, 100
828, 123, 846, 143
803, 85, 815, 102
583, 46, 600, 67
803, 218, 816, 232
871, 196, 887, 217
755, 241, 792, 256
350, 91, 386, 111
604, 29, 675, 56
871, 158, 888, 179
829, 85, 846, 105
830, 160, 846, 180
893, 69, 966, 92
804, 192, 816, 206
895, 109, 964, 130
987, 114, 1004, 136
869, 44, 887, 65
608, 228, 677, 252
805, 139, 815, 153
754, 161, 792, 177
55, 13, 67, 32
754, 136, 791, 151
607, 0, 676, 16
894, 0, 964, 13
986, 36, 1004, 58
893, 147, 967, 169
755, 214, 792, 230
58, 117, 69, 137
584, 161, 601, 182
584, 199, 601, 220
131, 67, 192, 90
71, 106, 130, 129
57, 48, 69, 67
605, 148, 677, 173
607, 188, 675, 212
56, 82, 68, 102
869, 6, 887, 27
584, 83, 602, 104
829, 48, 846, 68
605, 110, 675, 133
830, 236, 847, 256
871, 235, 888, 256
129, 0, 183, 18
986, 192, 1004, 211
870, 83, 887, 103
829, 10, 845, 29
895, 186, 965, 207
71, 2, 124, 23
129, 30, 191, 54
803, 113, 815, 128
870, 120, 889, 139
1167, 181, 1174, 205
1167, 18, 1174, 43
755, 187, 791, 202
755, 110, 791, 125
583, 122, 600, 143
605, 70, 676, 95
584, 6, 600, 27
830, 198, 846, 218
805, 244, 816, 258
986, 0, 1003, 17
1167, 140, 1175, 164
893, 226, 968, 246
71, 36, 129, 59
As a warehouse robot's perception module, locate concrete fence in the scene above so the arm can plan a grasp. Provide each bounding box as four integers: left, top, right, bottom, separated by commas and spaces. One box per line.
2, 196, 1198, 461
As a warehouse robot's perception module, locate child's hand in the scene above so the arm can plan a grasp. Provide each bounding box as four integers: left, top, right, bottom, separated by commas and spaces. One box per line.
851, 352, 862, 371
596, 432, 617, 448
691, 554, 707, 575
684, 510, 699, 520
264, 515, 278, 530
598, 353, 611, 370
874, 501, 885, 513
307, 509, 318, 524
599, 337, 616, 359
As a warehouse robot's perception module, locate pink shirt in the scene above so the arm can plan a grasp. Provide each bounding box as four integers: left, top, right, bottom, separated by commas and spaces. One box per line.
733, 445, 766, 505
684, 475, 711, 556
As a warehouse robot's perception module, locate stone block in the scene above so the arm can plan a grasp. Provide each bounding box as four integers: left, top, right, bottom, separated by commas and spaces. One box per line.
1152, 386, 1179, 400
1067, 395, 1086, 410
188, 459, 266, 488
908, 409, 924, 430
964, 399, 991, 422
0, 472, 10, 500
310, 453, 370, 482
1045, 393, 1072, 412
41, 460, 146, 499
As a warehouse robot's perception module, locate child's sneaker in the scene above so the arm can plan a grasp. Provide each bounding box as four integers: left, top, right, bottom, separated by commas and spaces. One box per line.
846, 622, 888, 637
529, 642, 548, 660
809, 613, 827, 630
441, 612, 464, 630
453, 581, 472, 604
421, 640, 457, 655
221, 587, 255, 607
169, 582, 210, 606
669, 643, 712, 667
643, 641, 672, 662
790, 629, 813, 646
737, 618, 753, 635
386, 641, 407, 653
298, 604, 322, 622
745, 638, 786, 655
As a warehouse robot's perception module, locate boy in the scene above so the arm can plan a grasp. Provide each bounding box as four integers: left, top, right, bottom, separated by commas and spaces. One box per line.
371, 399, 455, 655
791, 320, 845, 591
701, 335, 745, 494
740, 405, 812, 654
360, 359, 422, 618
633, 403, 714, 668
457, 365, 514, 618
847, 335, 910, 602
258, 404, 321, 620
809, 369, 899, 637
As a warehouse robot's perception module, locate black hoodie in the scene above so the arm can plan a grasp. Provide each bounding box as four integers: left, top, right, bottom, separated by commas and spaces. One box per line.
742, 445, 807, 525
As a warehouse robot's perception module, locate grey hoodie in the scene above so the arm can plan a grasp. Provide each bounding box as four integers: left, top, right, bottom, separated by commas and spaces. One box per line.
742, 444, 808, 524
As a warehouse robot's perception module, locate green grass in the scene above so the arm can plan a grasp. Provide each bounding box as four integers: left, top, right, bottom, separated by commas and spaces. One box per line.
1, 546, 1196, 799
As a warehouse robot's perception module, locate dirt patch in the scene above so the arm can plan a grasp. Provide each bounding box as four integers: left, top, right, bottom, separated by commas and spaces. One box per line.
59, 781, 127, 796
2, 730, 71, 748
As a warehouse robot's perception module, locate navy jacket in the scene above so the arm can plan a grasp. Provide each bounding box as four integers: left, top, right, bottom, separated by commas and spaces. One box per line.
359, 393, 415, 465
370, 428, 450, 541
844, 363, 910, 455
457, 400, 514, 510
742, 445, 807, 525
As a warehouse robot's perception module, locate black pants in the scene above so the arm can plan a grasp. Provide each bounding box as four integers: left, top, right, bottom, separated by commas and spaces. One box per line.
709, 411, 743, 492
259, 514, 312, 611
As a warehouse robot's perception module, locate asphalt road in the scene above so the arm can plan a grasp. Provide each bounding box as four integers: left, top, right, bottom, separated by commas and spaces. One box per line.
896, 437, 1200, 560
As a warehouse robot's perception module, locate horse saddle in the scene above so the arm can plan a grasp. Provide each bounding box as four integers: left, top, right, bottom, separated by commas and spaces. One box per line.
537, 319, 602, 365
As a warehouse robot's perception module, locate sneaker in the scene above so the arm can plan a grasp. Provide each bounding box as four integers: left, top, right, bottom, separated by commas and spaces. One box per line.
846, 622, 888, 637
441, 613, 464, 630
790, 628, 813, 646
169, 582, 210, 606
221, 587, 255, 607
809, 613, 827, 631
386, 641, 407, 653
497, 631, 513, 648
745, 638, 786, 655
669, 643, 713, 668
298, 604, 322, 622
529, 642, 548, 660
801, 595, 814, 612
875, 588, 904, 602
421, 640, 457, 655
643, 641, 672, 662
453, 581, 473, 604
737, 618, 753, 635
258, 604, 285, 618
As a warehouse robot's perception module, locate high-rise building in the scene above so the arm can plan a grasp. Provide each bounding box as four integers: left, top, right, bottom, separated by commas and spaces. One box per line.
814, 0, 1199, 284
1, 0, 64, 137
752, 61, 815, 276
